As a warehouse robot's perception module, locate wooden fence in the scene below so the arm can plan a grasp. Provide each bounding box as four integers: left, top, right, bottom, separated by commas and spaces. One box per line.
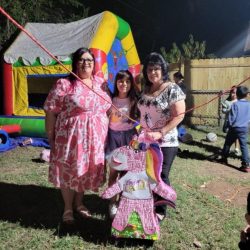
169, 57, 250, 126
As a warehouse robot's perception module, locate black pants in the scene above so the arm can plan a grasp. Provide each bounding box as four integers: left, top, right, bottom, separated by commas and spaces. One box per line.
155, 147, 178, 216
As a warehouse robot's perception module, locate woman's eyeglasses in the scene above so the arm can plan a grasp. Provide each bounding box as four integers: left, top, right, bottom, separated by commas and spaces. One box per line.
78, 58, 94, 64
147, 66, 161, 73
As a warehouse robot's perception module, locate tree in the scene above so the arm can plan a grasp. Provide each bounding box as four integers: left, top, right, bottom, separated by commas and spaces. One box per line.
182, 34, 206, 59
160, 34, 216, 63
160, 43, 182, 64
0, 0, 90, 50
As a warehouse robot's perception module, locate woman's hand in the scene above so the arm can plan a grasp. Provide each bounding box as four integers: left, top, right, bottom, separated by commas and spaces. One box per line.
101, 81, 111, 96
145, 131, 163, 141
45, 111, 56, 151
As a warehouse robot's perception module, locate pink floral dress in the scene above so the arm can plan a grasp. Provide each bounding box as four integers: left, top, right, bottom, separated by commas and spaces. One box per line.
44, 76, 111, 192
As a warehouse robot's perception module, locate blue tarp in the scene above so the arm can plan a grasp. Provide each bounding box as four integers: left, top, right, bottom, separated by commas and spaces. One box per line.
0, 133, 50, 153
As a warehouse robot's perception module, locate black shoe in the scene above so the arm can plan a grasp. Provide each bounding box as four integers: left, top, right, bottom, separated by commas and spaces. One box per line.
241, 162, 250, 167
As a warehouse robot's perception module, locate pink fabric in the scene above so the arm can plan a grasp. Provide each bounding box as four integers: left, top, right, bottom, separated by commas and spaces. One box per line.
102, 183, 122, 199
108, 97, 134, 131
44, 76, 111, 192
153, 181, 177, 202
102, 145, 177, 234
112, 197, 159, 235
110, 146, 146, 172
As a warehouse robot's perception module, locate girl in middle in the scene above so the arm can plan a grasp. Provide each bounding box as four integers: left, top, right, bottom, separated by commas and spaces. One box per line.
106, 69, 139, 218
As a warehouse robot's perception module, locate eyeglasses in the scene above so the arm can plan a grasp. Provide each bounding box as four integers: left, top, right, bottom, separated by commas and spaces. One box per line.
78, 58, 94, 64
147, 67, 161, 73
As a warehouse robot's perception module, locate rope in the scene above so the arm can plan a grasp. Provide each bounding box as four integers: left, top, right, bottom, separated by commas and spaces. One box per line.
226, 187, 250, 203
1, 6, 250, 127
0, 6, 137, 124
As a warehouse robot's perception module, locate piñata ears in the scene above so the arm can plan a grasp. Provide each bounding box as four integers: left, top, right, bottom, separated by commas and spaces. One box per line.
146, 145, 163, 183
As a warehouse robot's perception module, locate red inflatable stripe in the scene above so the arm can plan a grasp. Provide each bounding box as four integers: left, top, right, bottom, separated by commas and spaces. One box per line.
0, 124, 21, 133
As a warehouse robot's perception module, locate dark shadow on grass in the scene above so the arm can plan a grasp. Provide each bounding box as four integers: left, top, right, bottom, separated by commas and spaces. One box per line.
179, 140, 243, 172
0, 182, 112, 245
0, 182, 62, 229
178, 149, 207, 160
190, 140, 222, 154
188, 126, 250, 146
0, 182, 159, 247
217, 162, 241, 171
31, 158, 45, 163
206, 154, 243, 172
67, 217, 154, 248
178, 139, 222, 160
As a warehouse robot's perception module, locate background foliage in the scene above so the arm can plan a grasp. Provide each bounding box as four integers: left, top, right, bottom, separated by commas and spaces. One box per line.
0, 0, 89, 50
160, 34, 216, 63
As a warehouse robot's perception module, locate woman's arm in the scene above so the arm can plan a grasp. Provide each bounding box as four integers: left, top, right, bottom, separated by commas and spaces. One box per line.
221, 100, 231, 114
45, 111, 57, 149
161, 99, 185, 135
146, 99, 186, 141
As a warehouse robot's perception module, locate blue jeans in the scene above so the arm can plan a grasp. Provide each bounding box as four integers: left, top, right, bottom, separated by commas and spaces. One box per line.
222, 127, 249, 165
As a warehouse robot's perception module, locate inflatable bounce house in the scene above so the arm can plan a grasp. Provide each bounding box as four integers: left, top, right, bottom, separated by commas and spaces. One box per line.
1, 11, 141, 138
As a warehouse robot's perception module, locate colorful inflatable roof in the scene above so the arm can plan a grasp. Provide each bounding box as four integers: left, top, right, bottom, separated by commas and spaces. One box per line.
2, 11, 141, 117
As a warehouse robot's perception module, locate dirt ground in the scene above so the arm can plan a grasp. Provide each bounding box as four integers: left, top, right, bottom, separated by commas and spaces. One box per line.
198, 158, 249, 208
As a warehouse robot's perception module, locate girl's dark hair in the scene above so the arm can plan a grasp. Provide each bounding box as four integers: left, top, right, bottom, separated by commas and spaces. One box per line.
69, 47, 95, 81
142, 52, 169, 94
113, 69, 139, 122
226, 85, 237, 101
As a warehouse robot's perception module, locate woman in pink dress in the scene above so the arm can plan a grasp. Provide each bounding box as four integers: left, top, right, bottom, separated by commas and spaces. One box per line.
44, 47, 111, 224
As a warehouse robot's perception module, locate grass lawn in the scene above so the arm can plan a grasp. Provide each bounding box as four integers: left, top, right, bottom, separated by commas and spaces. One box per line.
0, 127, 249, 250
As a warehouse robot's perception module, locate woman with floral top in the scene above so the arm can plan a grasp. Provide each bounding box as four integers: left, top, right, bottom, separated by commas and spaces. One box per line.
137, 52, 186, 221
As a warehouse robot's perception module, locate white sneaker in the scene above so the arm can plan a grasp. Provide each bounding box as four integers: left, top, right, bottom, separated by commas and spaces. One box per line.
109, 203, 117, 219
234, 148, 241, 156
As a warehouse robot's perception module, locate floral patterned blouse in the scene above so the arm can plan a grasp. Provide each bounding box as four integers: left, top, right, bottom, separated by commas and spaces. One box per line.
137, 82, 185, 147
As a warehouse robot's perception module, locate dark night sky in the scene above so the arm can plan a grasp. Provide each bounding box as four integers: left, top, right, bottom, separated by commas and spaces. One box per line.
84, 0, 250, 60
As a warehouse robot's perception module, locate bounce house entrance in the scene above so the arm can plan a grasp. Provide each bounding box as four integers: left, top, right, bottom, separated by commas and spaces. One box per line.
27, 74, 68, 109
